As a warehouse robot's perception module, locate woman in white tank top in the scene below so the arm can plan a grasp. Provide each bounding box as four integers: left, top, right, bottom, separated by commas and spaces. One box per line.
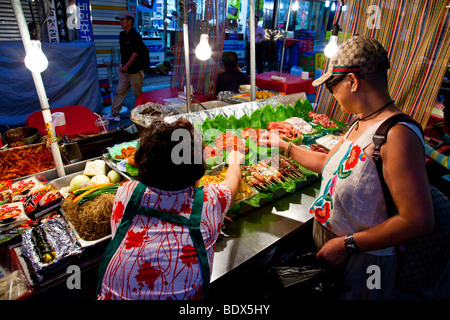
259, 36, 433, 299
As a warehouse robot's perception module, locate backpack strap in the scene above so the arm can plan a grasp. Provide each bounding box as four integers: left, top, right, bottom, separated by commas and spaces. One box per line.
372, 114, 424, 217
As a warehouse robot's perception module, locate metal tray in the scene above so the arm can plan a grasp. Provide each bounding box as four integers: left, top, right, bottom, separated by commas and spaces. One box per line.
45, 157, 131, 248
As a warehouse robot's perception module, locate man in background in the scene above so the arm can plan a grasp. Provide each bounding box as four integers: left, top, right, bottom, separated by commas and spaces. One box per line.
107, 11, 145, 122
216, 51, 249, 95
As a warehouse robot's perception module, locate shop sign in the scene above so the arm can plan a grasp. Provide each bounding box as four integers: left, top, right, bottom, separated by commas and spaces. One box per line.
223, 40, 246, 62
43, 0, 60, 42
75, 0, 94, 42
128, 0, 138, 29
144, 39, 164, 66
55, 0, 69, 42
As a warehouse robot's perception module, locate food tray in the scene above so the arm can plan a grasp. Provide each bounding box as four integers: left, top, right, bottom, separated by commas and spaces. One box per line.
109, 140, 140, 160
59, 206, 112, 248
45, 157, 131, 248
0, 142, 67, 181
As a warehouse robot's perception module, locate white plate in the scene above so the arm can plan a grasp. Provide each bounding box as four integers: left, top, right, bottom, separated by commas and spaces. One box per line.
316, 134, 340, 150
116, 159, 127, 172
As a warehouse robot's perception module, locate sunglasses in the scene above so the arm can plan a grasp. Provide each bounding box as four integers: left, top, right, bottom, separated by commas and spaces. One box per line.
325, 75, 346, 94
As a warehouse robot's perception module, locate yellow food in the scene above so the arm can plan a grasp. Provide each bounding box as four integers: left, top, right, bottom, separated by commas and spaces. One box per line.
199, 171, 254, 201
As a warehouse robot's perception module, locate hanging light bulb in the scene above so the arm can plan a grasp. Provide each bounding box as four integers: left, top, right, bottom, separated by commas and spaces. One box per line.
324, 24, 340, 58
324, 35, 338, 58
195, 20, 212, 61
292, 1, 299, 11
24, 40, 48, 73
195, 34, 212, 61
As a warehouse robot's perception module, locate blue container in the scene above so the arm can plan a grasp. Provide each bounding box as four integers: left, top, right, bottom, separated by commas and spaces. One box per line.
290, 66, 304, 76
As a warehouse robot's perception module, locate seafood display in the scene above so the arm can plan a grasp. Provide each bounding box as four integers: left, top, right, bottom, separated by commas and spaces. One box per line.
240, 127, 267, 146
267, 121, 303, 141
308, 111, 337, 128
214, 132, 247, 154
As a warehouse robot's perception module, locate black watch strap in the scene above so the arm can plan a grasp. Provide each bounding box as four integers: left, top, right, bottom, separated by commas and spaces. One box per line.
344, 234, 360, 254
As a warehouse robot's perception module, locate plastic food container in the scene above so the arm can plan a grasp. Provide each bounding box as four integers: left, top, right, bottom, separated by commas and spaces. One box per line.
95, 118, 109, 134
0, 247, 34, 300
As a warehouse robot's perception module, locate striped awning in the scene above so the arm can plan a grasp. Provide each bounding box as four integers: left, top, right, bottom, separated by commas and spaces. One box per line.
314, 0, 450, 128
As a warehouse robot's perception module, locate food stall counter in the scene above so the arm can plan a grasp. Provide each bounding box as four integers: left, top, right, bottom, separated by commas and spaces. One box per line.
134, 88, 209, 108
255, 71, 316, 95
211, 180, 320, 283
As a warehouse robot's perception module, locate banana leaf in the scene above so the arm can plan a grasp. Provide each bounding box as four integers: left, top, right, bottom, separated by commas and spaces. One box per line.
213, 114, 230, 131
228, 115, 240, 130
261, 104, 277, 128
285, 106, 296, 119
202, 128, 223, 143
275, 105, 288, 122
238, 114, 251, 128
125, 162, 138, 176
249, 109, 263, 128
293, 99, 313, 120
202, 117, 216, 132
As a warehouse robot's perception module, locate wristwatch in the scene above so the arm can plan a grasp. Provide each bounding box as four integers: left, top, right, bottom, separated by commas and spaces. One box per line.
344, 234, 360, 254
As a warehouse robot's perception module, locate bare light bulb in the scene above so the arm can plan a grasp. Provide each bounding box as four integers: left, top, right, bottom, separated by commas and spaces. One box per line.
195, 34, 212, 61
324, 35, 338, 58
24, 40, 48, 73
292, 1, 299, 11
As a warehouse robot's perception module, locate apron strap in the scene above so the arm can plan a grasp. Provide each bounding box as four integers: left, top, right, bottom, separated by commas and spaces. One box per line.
96, 183, 209, 299
188, 187, 210, 298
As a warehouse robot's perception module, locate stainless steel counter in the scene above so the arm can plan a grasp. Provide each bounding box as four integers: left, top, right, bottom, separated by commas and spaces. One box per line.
211, 180, 320, 282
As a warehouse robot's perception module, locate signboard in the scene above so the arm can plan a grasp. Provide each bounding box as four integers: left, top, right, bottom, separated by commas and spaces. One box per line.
223, 39, 246, 62
55, 0, 69, 41
144, 39, 164, 66
44, 0, 60, 42
128, 0, 138, 29
226, 0, 240, 19
76, 0, 94, 42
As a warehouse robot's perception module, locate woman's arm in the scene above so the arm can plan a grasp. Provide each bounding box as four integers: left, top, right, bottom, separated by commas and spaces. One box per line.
221, 150, 244, 202
317, 125, 434, 266
259, 132, 336, 174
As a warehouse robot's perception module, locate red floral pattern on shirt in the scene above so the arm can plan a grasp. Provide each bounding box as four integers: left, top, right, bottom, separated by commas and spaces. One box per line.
344, 145, 362, 170
98, 181, 231, 300
313, 202, 331, 224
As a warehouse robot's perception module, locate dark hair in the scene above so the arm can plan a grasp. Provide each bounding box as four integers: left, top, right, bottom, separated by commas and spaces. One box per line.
222, 51, 239, 71
135, 119, 206, 191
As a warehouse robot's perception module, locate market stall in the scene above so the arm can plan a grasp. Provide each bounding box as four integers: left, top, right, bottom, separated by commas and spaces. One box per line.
0, 94, 347, 300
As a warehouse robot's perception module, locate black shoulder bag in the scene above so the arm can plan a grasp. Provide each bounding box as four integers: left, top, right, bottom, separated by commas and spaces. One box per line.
373, 113, 450, 299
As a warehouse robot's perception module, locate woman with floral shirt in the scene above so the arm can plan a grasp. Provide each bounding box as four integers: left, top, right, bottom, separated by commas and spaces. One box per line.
97, 119, 243, 300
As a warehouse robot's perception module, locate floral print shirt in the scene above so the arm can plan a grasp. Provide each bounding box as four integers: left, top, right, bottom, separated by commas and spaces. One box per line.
310, 120, 424, 237
97, 180, 231, 300
310, 121, 392, 236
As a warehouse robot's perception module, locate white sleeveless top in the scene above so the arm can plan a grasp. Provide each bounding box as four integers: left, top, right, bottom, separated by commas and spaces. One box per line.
309, 119, 424, 253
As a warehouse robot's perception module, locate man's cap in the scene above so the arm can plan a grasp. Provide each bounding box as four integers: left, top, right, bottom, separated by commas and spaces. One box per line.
115, 11, 134, 20
313, 35, 390, 87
